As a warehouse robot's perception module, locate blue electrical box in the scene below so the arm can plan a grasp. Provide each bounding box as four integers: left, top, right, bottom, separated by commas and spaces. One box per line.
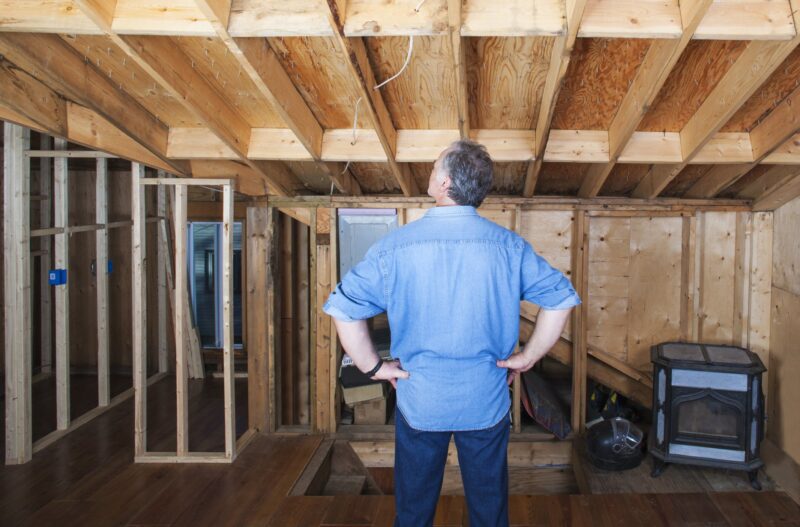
48, 269, 67, 286
107, 260, 113, 275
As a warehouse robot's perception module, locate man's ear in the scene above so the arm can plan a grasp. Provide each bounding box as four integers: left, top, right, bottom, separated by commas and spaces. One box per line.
440, 174, 451, 191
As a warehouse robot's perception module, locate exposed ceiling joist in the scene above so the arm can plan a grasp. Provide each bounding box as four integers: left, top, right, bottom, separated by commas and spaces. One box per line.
0, 32, 187, 175
632, 37, 800, 199
325, 0, 419, 196
447, 0, 469, 139
522, 0, 588, 197
752, 167, 800, 211
578, 0, 714, 198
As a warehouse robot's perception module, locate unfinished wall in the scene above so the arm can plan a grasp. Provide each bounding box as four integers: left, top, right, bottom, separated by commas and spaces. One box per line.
768, 195, 800, 464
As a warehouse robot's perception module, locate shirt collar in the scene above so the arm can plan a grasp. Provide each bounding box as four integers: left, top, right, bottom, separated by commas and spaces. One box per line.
424, 205, 478, 218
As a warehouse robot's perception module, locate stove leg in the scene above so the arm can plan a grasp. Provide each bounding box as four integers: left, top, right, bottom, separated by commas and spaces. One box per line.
651, 458, 667, 478
748, 470, 762, 491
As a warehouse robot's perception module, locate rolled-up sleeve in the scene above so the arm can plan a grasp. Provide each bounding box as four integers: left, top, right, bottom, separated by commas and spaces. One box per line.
520, 243, 581, 310
323, 245, 387, 322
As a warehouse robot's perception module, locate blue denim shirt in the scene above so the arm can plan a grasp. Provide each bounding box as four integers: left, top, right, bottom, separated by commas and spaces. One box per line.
324, 206, 581, 431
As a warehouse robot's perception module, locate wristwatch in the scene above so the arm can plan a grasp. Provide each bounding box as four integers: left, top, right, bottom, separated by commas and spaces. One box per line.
364, 358, 383, 377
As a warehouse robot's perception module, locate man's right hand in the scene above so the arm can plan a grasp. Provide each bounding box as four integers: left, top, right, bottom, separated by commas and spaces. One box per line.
372, 359, 410, 389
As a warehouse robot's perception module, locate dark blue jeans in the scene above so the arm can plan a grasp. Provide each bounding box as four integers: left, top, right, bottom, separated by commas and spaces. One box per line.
394, 409, 510, 527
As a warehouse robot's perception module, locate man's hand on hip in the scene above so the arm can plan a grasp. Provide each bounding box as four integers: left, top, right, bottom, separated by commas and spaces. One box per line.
373, 360, 410, 389
496, 351, 537, 386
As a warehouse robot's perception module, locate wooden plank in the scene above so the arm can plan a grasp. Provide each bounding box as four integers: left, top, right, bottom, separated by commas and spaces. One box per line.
769, 286, 800, 465
131, 162, 147, 457
246, 206, 274, 432
752, 169, 800, 211
39, 136, 53, 375
156, 181, 168, 374
0, 34, 184, 174
328, 208, 340, 433
461, 0, 565, 36
448, 0, 469, 139
53, 137, 70, 431
324, 3, 419, 196
174, 184, 189, 456
680, 215, 697, 340
222, 183, 237, 459
0, 55, 68, 137
698, 212, 738, 343
578, 0, 714, 198
280, 214, 296, 426
571, 211, 589, 433
523, 0, 588, 196
296, 222, 311, 425
748, 212, 772, 397
314, 209, 333, 433
3, 123, 32, 465
633, 38, 800, 198
96, 157, 110, 407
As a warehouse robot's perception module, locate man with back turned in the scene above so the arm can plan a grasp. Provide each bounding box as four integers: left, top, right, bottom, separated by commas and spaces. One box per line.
324, 140, 581, 527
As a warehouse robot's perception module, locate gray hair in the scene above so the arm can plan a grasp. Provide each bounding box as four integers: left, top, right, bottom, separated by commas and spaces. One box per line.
442, 140, 493, 207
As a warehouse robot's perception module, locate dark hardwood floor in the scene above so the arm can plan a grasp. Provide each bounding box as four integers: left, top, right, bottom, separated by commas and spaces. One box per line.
1, 375, 799, 526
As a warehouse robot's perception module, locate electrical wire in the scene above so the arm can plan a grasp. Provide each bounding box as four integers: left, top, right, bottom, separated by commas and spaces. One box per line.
414, 0, 428, 12
350, 35, 415, 145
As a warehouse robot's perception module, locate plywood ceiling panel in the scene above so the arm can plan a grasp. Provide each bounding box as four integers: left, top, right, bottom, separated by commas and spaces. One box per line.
660, 164, 713, 197
638, 40, 748, 132
599, 164, 651, 196
536, 163, 589, 195
365, 36, 457, 129
721, 46, 800, 133
466, 37, 553, 129
551, 38, 651, 131
269, 36, 372, 129
285, 161, 330, 194
60, 34, 203, 128
492, 162, 527, 194
718, 164, 772, 198
173, 36, 285, 128
410, 162, 433, 193
350, 162, 401, 193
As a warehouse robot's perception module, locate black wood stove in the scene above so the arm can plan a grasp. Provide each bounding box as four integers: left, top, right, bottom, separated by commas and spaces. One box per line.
650, 342, 766, 489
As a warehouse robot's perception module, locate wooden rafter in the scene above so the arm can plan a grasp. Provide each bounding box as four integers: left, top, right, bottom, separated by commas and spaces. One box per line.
633, 37, 800, 199
0, 33, 187, 175
752, 167, 800, 211
578, 0, 714, 198
522, 0, 588, 197
447, 0, 469, 139
192, 0, 361, 195
685, 82, 800, 198
72, 0, 301, 196
324, 0, 419, 196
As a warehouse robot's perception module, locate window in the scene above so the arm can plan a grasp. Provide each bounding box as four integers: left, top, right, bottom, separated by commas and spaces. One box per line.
188, 221, 243, 348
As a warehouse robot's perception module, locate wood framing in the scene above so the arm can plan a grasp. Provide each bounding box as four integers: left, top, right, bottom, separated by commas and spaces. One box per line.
633, 38, 800, 199
39, 135, 52, 374
578, 0, 714, 198
523, 0, 588, 197
324, 2, 418, 197
53, 137, 70, 431
131, 162, 147, 457
96, 157, 110, 407
3, 123, 32, 464
156, 181, 168, 374
134, 176, 242, 463
571, 211, 589, 433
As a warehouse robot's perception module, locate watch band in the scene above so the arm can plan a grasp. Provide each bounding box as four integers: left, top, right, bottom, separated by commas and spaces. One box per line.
364, 358, 383, 377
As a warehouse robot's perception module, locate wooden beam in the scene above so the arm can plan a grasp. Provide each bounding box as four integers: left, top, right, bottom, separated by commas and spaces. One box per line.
39, 136, 53, 375
156, 181, 168, 374
522, 0, 588, 197
96, 157, 110, 407
324, 1, 419, 196
738, 164, 800, 200
313, 208, 334, 433
752, 168, 800, 211
222, 183, 237, 459
447, 0, 469, 139
191, 1, 361, 195
685, 83, 800, 198
3, 123, 32, 465
0, 56, 68, 137
131, 162, 147, 456
246, 206, 275, 432
53, 137, 70, 431
571, 211, 589, 433
633, 38, 800, 199
578, 0, 714, 198
174, 184, 189, 456
0, 33, 184, 174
